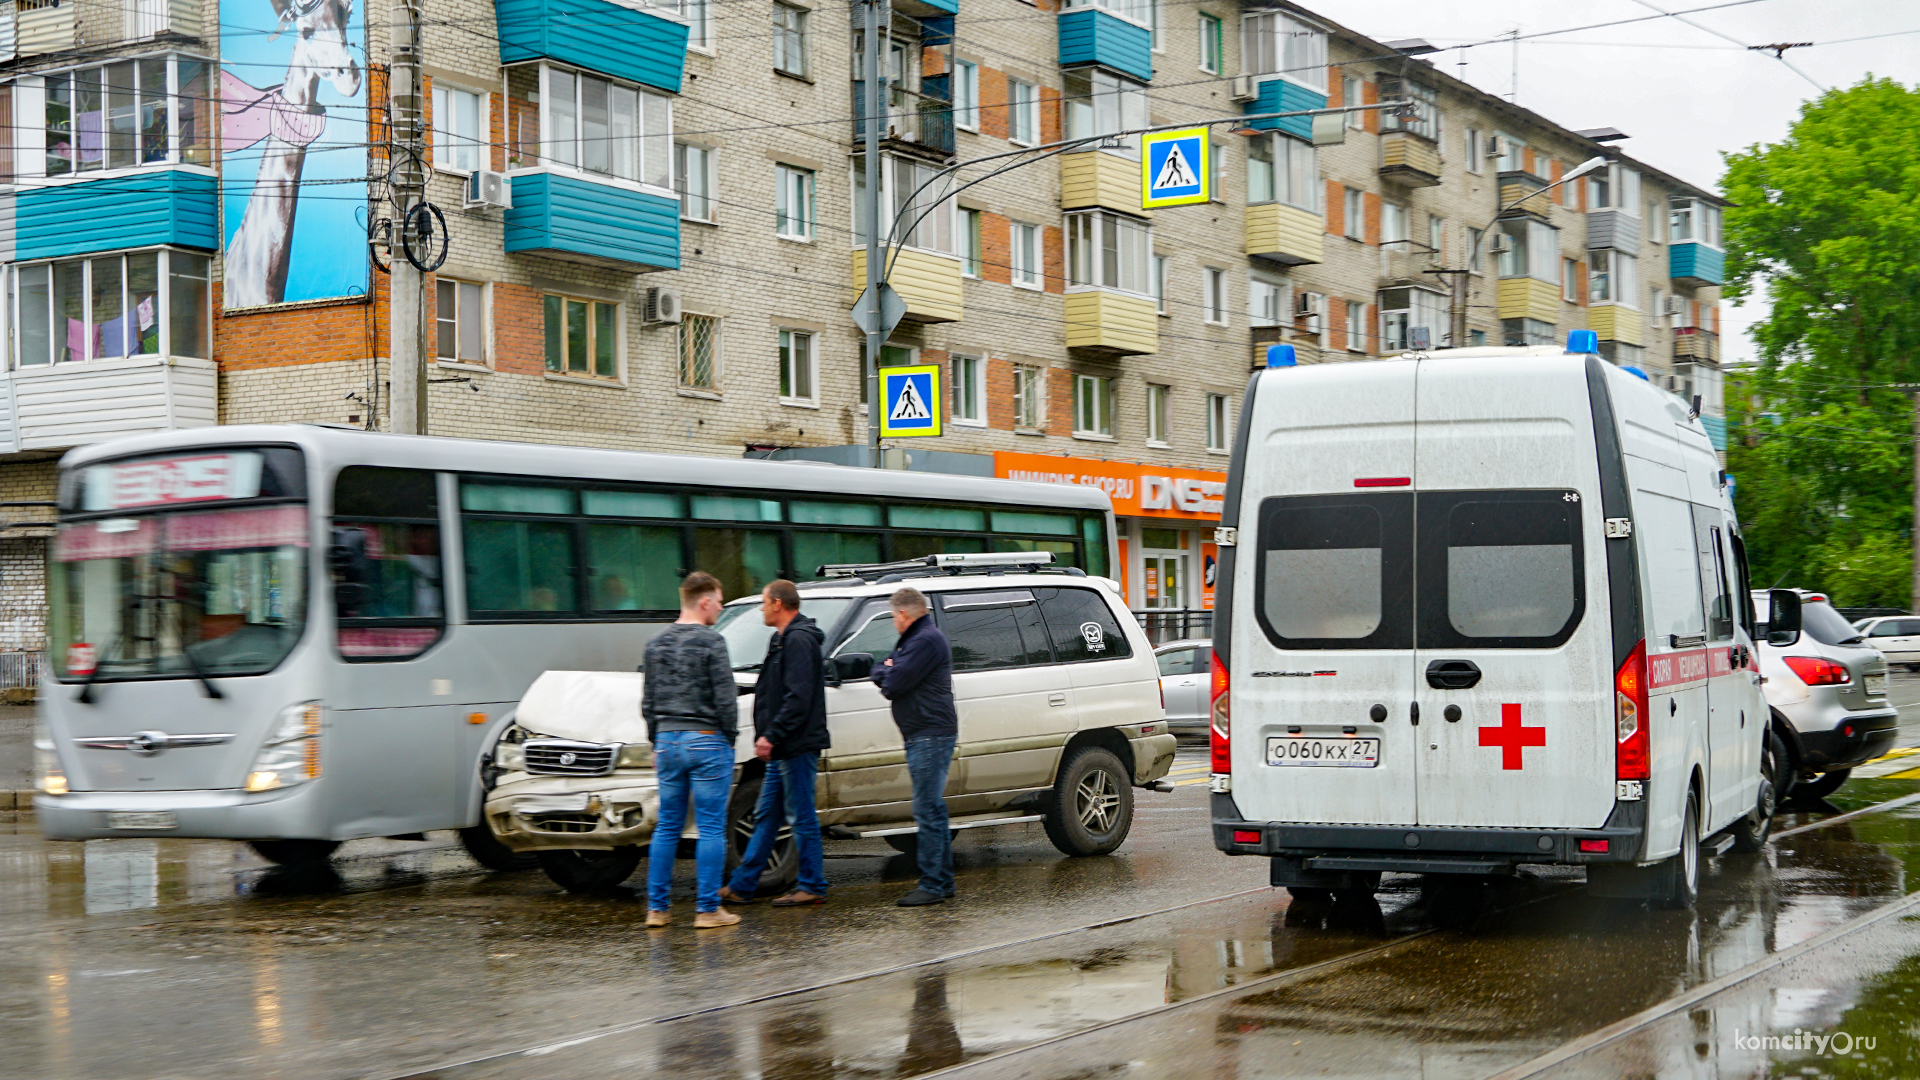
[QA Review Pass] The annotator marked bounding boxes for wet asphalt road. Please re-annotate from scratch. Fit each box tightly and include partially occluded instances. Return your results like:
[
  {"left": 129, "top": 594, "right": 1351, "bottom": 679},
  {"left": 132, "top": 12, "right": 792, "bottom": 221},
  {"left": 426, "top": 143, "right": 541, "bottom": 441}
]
[{"left": 6, "top": 677, "right": 1920, "bottom": 1079}]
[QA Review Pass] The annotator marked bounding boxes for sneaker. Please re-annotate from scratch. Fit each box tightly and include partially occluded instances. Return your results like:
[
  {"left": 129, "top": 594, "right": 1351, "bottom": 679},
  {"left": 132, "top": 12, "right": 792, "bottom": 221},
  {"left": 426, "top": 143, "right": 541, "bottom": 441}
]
[
  {"left": 896, "top": 888, "right": 946, "bottom": 907},
  {"left": 645, "top": 909, "right": 671, "bottom": 928},
  {"left": 694, "top": 907, "right": 741, "bottom": 929}
]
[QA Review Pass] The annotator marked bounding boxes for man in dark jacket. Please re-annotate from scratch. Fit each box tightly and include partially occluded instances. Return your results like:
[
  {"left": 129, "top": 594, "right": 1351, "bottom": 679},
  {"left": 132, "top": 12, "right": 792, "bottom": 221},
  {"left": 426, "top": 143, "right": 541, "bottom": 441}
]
[
  {"left": 871, "top": 586, "right": 960, "bottom": 906},
  {"left": 721, "top": 579, "right": 830, "bottom": 907}
]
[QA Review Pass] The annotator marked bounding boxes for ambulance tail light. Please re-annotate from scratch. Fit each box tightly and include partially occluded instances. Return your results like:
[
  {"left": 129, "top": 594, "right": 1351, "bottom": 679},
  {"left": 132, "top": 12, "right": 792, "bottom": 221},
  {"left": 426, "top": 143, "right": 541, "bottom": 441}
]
[
  {"left": 1782, "top": 655, "right": 1850, "bottom": 686},
  {"left": 1616, "top": 640, "right": 1650, "bottom": 781},
  {"left": 1209, "top": 653, "right": 1231, "bottom": 774}
]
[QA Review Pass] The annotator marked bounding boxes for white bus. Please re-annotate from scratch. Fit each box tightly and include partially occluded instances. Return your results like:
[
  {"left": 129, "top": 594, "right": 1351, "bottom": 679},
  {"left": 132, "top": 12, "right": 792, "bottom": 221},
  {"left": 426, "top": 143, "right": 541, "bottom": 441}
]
[{"left": 34, "top": 425, "right": 1115, "bottom": 866}]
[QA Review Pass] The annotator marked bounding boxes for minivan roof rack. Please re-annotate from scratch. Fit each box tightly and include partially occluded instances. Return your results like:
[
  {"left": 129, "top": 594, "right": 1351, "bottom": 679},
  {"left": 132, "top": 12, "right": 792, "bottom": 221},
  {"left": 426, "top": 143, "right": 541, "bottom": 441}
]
[{"left": 808, "top": 551, "right": 1084, "bottom": 586}]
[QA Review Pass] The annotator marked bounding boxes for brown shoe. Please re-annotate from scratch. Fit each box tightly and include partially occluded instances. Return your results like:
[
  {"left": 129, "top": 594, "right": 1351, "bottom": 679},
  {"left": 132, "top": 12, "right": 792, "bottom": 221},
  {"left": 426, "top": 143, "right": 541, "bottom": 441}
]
[
  {"left": 718, "top": 887, "right": 759, "bottom": 905},
  {"left": 694, "top": 907, "right": 741, "bottom": 929},
  {"left": 645, "top": 909, "right": 671, "bottom": 928},
  {"left": 770, "top": 890, "right": 827, "bottom": 907}
]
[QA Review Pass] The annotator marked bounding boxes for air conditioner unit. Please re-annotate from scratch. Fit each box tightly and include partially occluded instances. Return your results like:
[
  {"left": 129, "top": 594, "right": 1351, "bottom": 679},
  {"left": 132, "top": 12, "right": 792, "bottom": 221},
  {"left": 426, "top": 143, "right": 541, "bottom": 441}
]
[
  {"left": 645, "top": 286, "right": 683, "bottom": 324},
  {"left": 1664, "top": 295, "right": 1687, "bottom": 316},
  {"left": 464, "top": 170, "right": 512, "bottom": 210},
  {"left": 1294, "top": 291, "right": 1322, "bottom": 317},
  {"left": 1488, "top": 233, "right": 1511, "bottom": 254},
  {"left": 1485, "top": 136, "right": 1505, "bottom": 159},
  {"left": 1228, "top": 74, "right": 1257, "bottom": 102}
]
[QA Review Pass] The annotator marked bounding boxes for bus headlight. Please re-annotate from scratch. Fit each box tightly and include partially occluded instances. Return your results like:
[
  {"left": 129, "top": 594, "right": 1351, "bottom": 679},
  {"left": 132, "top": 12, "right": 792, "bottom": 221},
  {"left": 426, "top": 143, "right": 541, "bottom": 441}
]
[
  {"left": 247, "top": 701, "right": 322, "bottom": 792},
  {"left": 34, "top": 718, "right": 66, "bottom": 796}
]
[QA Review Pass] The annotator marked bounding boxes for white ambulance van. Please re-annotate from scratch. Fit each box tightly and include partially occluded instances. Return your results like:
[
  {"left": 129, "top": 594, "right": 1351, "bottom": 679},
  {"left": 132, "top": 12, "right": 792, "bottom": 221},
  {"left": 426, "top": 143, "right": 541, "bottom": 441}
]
[{"left": 1209, "top": 336, "right": 1779, "bottom": 909}]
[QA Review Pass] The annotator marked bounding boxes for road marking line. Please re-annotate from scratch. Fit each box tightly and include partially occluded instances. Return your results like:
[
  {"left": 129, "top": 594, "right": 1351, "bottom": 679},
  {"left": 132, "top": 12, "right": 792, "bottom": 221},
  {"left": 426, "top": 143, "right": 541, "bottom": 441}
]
[
  {"left": 1173, "top": 777, "right": 1212, "bottom": 786},
  {"left": 1884, "top": 766, "right": 1920, "bottom": 780},
  {"left": 1771, "top": 791, "right": 1920, "bottom": 840}
]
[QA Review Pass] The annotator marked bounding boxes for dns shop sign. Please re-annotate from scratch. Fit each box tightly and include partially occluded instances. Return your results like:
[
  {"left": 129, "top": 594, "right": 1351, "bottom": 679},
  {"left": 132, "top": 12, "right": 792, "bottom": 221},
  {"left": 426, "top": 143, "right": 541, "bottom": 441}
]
[{"left": 994, "top": 453, "right": 1226, "bottom": 520}]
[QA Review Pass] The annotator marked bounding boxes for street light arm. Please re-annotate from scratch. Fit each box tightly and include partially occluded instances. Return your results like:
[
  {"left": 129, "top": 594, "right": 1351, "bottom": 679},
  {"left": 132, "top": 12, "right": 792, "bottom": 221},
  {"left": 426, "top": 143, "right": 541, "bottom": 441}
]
[{"left": 1465, "top": 155, "right": 1611, "bottom": 277}]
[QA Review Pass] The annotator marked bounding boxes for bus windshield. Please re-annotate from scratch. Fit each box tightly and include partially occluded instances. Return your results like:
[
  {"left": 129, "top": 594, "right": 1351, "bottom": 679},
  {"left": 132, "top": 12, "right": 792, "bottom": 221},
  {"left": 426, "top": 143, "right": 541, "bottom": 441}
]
[
  {"left": 714, "top": 597, "right": 854, "bottom": 672},
  {"left": 49, "top": 504, "right": 309, "bottom": 680}
]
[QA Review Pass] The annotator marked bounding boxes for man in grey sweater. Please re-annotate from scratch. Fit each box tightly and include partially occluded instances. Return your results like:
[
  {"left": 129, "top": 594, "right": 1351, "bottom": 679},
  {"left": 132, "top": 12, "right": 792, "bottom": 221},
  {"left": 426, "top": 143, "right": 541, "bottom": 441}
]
[{"left": 642, "top": 571, "right": 741, "bottom": 928}]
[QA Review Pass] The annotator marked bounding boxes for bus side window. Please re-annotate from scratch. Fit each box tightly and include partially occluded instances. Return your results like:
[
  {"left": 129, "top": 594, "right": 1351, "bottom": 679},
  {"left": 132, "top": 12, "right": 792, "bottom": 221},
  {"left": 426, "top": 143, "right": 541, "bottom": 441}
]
[{"left": 333, "top": 466, "right": 445, "bottom": 661}]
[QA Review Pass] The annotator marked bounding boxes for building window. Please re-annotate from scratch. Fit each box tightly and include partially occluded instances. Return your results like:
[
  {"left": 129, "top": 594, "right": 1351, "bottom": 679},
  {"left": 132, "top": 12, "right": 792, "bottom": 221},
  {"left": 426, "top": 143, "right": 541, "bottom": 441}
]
[
  {"left": 1343, "top": 74, "right": 1362, "bottom": 128},
  {"left": 1061, "top": 0, "right": 1150, "bottom": 29},
  {"left": 44, "top": 56, "right": 213, "bottom": 175},
  {"left": 952, "top": 354, "right": 983, "bottom": 424},
  {"left": 775, "top": 163, "right": 815, "bottom": 240},
  {"left": 1345, "top": 299, "right": 1367, "bottom": 352},
  {"left": 544, "top": 66, "right": 671, "bottom": 188},
  {"left": 679, "top": 313, "right": 719, "bottom": 389},
  {"left": 676, "top": 143, "right": 713, "bottom": 221},
  {"left": 684, "top": 0, "right": 710, "bottom": 48},
  {"left": 1148, "top": 0, "right": 1159, "bottom": 49},
  {"left": 1469, "top": 329, "right": 1486, "bottom": 346},
  {"left": 778, "top": 329, "right": 816, "bottom": 404},
  {"left": 1381, "top": 202, "right": 1408, "bottom": 245},
  {"left": 854, "top": 155, "right": 956, "bottom": 253},
  {"left": 1295, "top": 291, "right": 1323, "bottom": 336},
  {"left": 432, "top": 84, "right": 486, "bottom": 172},
  {"left": 543, "top": 294, "right": 618, "bottom": 378},
  {"left": 1249, "top": 277, "right": 1283, "bottom": 327},
  {"left": 953, "top": 60, "right": 979, "bottom": 130},
  {"left": 1495, "top": 131, "right": 1525, "bottom": 174},
  {"left": 1010, "top": 222, "right": 1041, "bottom": 287},
  {"left": 14, "top": 248, "right": 209, "bottom": 364},
  {"left": 1211, "top": 138, "right": 1226, "bottom": 203},
  {"left": 1502, "top": 318, "right": 1556, "bottom": 347},
  {"left": 1670, "top": 198, "right": 1722, "bottom": 246},
  {"left": 1205, "top": 394, "right": 1230, "bottom": 452},
  {"left": 1063, "top": 68, "right": 1148, "bottom": 157},
  {"left": 1379, "top": 287, "right": 1446, "bottom": 352},
  {"left": 1007, "top": 79, "right": 1038, "bottom": 145},
  {"left": 1198, "top": 14, "right": 1222, "bottom": 74},
  {"left": 1498, "top": 218, "right": 1560, "bottom": 282},
  {"left": 1073, "top": 373, "right": 1113, "bottom": 437},
  {"left": 1378, "top": 78, "right": 1438, "bottom": 141},
  {"left": 1203, "top": 268, "right": 1227, "bottom": 325},
  {"left": 1468, "top": 227, "right": 1485, "bottom": 273},
  {"left": 1589, "top": 250, "right": 1637, "bottom": 306},
  {"left": 1343, "top": 188, "right": 1363, "bottom": 240},
  {"left": 1012, "top": 365, "right": 1044, "bottom": 430},
  {"left": 1146, "top": 383, "right": 1169, "bottom": 444},
  {"left": 957, "top": 209, "right": 983, "bottom": 277},
  {"left": 435, "top": 278, "right": 486, "bottom": 364},
  {"left": 772, "top": 3, "right": 808, "bottom": 77},
  {"left": 1152, "top": 254, "right": 1169, "bottom": 314},
  {"left": 1650, "top": 287, "right": 1667, "bottom": 328},
  {"left": 1067, "top": 211, "right": 1152, "bottom": 295},
  {"left": 1247, "top": 133, "right": 1318, "bottom": 211},
  {"left": 1464, "top": 127, "right": 1481, "bottom": 173},
  {"left": 1427, "top": 214, "right": 1444, "bottom": 257},
  {"left": 1589, "top": 164, "right": 1641, "bottom": 213},
  {"left": 1241, "top": 11, "right": 1326, "bottom": 89}
]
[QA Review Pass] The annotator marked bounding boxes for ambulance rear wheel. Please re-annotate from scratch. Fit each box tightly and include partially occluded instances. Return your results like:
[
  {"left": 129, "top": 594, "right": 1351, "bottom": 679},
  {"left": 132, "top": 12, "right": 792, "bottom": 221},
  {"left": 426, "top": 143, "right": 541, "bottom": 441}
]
[
  {"left": 1651, "top": 792, "right": 1701, "bottom": 910},
  {"left": 1730, "top": 731, "right": 1783, "bottom": 854}
]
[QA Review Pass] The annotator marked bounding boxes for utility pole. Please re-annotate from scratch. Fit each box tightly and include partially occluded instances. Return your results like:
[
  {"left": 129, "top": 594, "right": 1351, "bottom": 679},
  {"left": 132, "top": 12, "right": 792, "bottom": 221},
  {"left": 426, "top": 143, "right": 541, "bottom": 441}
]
[
  {"left": 859, "top": 0, "right": 887, "bottom": 465},
  {"left": 388, "top": 0, "right": 428, "bottom": 434}
]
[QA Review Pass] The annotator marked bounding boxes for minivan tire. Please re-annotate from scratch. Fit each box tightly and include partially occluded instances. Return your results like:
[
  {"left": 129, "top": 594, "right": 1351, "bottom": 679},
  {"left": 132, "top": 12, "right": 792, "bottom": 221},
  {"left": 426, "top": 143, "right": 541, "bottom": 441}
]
[
  {"left": 1651, "top": 793, "right": 1701, "bottom": 910},
  {"left": 727, "top": 774, "right": 798, "bottom": 895},
  {"left": 458, "top": 824, "right": 539, "bottom": 872},
  {"left": 1730, "top": 731, "right": 1784, "bottom": 854},
  {"left": 248, "top": 839, "right": 342, "bottom": 865},
  {"left": 535, "top": 846, "right": 643, "bottom": 893},
  {"left": 1043, "top": 746, "right": 1134, "bottom": 857}
]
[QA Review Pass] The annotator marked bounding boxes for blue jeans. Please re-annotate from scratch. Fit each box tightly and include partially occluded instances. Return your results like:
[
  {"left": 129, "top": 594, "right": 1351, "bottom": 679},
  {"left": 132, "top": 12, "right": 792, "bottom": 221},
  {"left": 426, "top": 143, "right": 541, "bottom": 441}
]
[
  {"left": 647, "top": 730, "right": 734, "bottom": 912},
  {"left": 726, "top": 751, "right": 827, "bottom": 897},
  {"left": 906, "top": 734, "right": 957, "bottom": 896}
]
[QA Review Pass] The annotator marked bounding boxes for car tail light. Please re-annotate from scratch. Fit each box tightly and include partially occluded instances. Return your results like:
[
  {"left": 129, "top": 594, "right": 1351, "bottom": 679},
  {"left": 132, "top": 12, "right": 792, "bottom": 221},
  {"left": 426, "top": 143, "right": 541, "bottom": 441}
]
[
  {"left": 1158, "top": 676, "right": 1165, "bottom": 713},
  {"left": 1616, "top": 640, "right": 1649, "bottom": 781},
  {"left": 1783, "top": 655, "right": 1851, "bottom": 686},
  {"left": 1209, "top": 653, "right": 1231, "bottom": 774},
  {"left": 1232, "top": 830, "right": 1261, "bottom": 844},
  {"left": 1578, "top": 839, "right": 1609, "bottom": 854}
]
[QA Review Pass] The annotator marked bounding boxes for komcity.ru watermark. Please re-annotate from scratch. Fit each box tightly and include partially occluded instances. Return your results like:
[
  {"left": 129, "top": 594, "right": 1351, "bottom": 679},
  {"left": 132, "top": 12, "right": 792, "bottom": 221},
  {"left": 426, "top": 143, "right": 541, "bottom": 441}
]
[{"left": 1734, "top": 1028, "right": 1876, "bottom": 1055}]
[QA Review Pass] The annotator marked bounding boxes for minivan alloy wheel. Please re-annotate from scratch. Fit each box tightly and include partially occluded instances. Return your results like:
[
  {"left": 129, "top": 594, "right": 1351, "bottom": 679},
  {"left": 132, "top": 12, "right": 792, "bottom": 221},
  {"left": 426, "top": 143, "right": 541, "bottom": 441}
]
[
  {"left": 1042, "top": 746, "right": 1135, "bottom": 857},
  {"left": 1076, "top": 768, "right": 1122, "bottom": 833}
]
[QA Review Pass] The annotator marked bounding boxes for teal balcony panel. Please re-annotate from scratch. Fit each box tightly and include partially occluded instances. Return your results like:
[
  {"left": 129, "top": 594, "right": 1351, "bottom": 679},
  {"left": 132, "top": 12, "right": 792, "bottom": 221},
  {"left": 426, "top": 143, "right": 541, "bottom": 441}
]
[
  {"left": 1245, "top": 78, "right": 1327, "bottom": 141},
  {"left": 16, "top": 171, "right": 217, "bottom": 261},
  {"left": 1670, "top": 242, "right": 1725, "bottom": 287},
  {"left": 898, "top": 0, "right": 956, "bottom": 17},
  {"left": 505, "top": 171, "right": 679, "bottom": 271},
  {"left": 1058, "top": 9, "right": 1152, "bottom": 83},
  {"left": 496, "top": 0, "right": 688, "bottom": 94}
]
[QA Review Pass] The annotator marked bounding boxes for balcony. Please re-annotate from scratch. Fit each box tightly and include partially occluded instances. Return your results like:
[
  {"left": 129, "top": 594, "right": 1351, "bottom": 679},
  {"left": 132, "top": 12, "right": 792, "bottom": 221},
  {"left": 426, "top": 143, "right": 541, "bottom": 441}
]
[
  {"left": 127, "top": 0, "right": 202, "bottom": 38},
  {"left": 16, "top": 170, "right": 218, "bottom": 261},
  {"left": 1378, "top": 131, "right": 1441, "bottom": 188},
  {"left": 1588, "top": 304, "right": 1643, "bottom": 346},
  {"left": 852, "top": 248, "right": 963, "bottom": 324},
  {"left": 0, "top": 356, "right": 216, "bottom": 454},
  {"left": 1670, "top": 243, "right": 1725, "bottom": 288},
  {"left": 1245, "top": 203, "right": 1322, "bottom": 265},
  {"left": 1497, "top": 277, "right": 1560, "bottom": 324},
  {"left": 1058, "top": 8, "right": 1152, "bottom": 83},
  {"left": 15, "top": 0, "right": 73, "bottom": 58},
  {"left": 1587, "top": 209, "right": 1642, "bottom": 252},
  {"left": 1675, "top": 327, "right": 1719, "bottom": 362},
  {"left": 1060, "top": 151, "right": 1148, "bottom": 218},
  {"left": 496, "top": 0, "right": 688, "bottom": 94},
  {"left": 1496, "top": 171, "right": 1552, "bottom": 218},
  {"left": 852, "top": 84, "right": 954, "bottom": 160},
  {"left": 505, "top": 169, "right": 679, "bottom": 271},
  {"left": 1064, "top": 290, "right": 1155, "bottom": 356},
  {"left": 1243, "top": 78, "right": 1326, "bottom": 140}
]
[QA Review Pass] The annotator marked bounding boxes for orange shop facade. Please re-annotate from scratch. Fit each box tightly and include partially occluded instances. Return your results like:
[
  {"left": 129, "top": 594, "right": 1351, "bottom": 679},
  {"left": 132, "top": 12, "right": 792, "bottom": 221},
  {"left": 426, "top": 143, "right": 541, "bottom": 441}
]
[{"left": 994, "top": 452, "right": 1225, "bottom": 615}]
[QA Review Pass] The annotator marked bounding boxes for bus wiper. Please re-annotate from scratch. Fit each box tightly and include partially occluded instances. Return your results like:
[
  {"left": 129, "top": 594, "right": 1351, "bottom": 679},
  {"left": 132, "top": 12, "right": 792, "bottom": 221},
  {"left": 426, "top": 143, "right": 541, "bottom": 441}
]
[
  {"left": 74, "top": 636, "right": 120, "bottom": 706},
  {"left": 177, "top": 640, "right": 226, "bottom": 700}
]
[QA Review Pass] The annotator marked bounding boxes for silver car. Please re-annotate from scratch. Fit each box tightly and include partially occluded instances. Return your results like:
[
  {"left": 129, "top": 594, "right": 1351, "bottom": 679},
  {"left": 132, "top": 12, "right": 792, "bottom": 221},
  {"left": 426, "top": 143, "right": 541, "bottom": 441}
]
[
  {"left": 1754, "top": 590, "right": 1899, "bottom": 802},
  {"left": 1153, "top": 639, "right": 1211, "bottom": 740}
]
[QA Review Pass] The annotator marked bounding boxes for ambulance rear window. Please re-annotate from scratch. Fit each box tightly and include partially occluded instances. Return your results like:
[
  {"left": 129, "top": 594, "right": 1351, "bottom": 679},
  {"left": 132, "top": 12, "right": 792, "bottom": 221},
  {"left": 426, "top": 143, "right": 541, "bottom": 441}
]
[
  {"left": 1253, "top": 494, "right": 1413, "bottom": 650},
  {"left": 1417, "top": 491, "right": 1584, "bottom": 649}
]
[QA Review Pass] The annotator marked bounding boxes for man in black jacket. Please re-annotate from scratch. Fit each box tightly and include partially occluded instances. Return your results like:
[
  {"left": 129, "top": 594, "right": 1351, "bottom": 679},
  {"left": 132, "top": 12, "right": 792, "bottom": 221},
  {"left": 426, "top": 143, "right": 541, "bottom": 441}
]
[
  {"left": 871, "top": 586, "right": 960, "bottom": 906},
  {"left": 721, "top": 579, "right": 830, "bottom": 907}
]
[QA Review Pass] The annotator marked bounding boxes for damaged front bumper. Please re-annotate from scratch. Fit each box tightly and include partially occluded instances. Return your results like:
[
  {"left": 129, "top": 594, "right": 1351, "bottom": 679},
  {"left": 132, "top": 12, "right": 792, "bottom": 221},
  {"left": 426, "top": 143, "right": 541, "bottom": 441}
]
[{"left": 484, "top": 772, "right": 662, "bottom": 853}]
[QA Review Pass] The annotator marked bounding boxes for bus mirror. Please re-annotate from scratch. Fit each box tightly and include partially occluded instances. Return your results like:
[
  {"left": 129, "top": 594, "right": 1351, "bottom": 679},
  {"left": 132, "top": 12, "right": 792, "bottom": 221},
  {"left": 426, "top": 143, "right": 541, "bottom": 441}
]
[
  {"left": 1768, "top": 590, "right": 1801, "bottom": 647},
  {"left": 831, "top": 652, "right": 874, "bottom": 685},
  {"left": 329, "top": 527, "right": 371, "bottom": 613}
]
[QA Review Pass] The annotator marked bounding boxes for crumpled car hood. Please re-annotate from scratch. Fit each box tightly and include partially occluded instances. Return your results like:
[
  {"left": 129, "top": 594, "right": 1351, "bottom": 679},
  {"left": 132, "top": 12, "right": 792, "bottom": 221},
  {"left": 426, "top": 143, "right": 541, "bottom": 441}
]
[{"left": 515, "top": 670, "right": 756, "bottom": 746}]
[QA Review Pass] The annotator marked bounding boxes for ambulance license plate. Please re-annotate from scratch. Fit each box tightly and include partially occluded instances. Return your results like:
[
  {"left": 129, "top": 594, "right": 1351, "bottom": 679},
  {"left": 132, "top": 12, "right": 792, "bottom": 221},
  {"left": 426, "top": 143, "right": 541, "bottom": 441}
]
[
  {"left": 105, "top": 811, "right": 177, "bottom": 830},
  {"left": 1867, "top": 673, "right": 1888, "bottom": 697},
  {"left": 1266, "top": 737, "right": 1379, "bottom": 768}
]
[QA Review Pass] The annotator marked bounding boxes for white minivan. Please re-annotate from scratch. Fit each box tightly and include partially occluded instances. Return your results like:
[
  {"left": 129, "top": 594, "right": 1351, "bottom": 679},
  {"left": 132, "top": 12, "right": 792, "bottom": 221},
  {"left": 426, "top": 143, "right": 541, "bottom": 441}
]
[{"left": 1209, "top": 341, "right": 1776, "bottom": 908}]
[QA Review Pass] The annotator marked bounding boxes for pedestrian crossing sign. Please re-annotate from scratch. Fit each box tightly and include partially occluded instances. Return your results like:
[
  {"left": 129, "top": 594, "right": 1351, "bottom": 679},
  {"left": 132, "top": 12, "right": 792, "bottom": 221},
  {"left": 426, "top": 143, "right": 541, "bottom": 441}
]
[
  {"left": 879, "top": 364, "right": 942, "bottom": 438},
  {"left": 1142, "top": 128, "right": 1210, "bottom": 208}
]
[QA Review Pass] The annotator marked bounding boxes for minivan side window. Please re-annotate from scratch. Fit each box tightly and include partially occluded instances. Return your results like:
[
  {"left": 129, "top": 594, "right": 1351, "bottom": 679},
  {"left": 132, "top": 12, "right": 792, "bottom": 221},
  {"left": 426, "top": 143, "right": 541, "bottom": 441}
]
[
  {"left": 1255, "top": 493, "right": 1414, "bottom": 650},
  {"left": 836, "top": 600, "right": 902, "bottom": 657},
  {"left": 1035, "top": 586, "right": 1133, "bottom": 662},
  {"left": 1417, "top": 491, "right": 1584, "bottom": 649},
  {"left": 940, "top": 590, "right": 1053, "bottom": 670}
]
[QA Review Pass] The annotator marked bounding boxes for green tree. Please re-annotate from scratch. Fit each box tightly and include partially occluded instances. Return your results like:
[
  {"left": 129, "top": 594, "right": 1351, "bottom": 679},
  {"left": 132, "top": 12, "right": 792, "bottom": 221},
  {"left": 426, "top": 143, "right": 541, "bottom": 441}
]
[{"left": 1722, "top": 78, "right": 1920, "bottom": 607}]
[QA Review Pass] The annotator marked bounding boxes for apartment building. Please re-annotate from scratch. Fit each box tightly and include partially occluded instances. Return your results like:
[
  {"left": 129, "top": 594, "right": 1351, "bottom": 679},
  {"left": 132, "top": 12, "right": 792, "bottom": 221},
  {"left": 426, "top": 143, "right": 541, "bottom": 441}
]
[{"left": 0, "top": 0, "right": 1727, "bottom": 657}]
